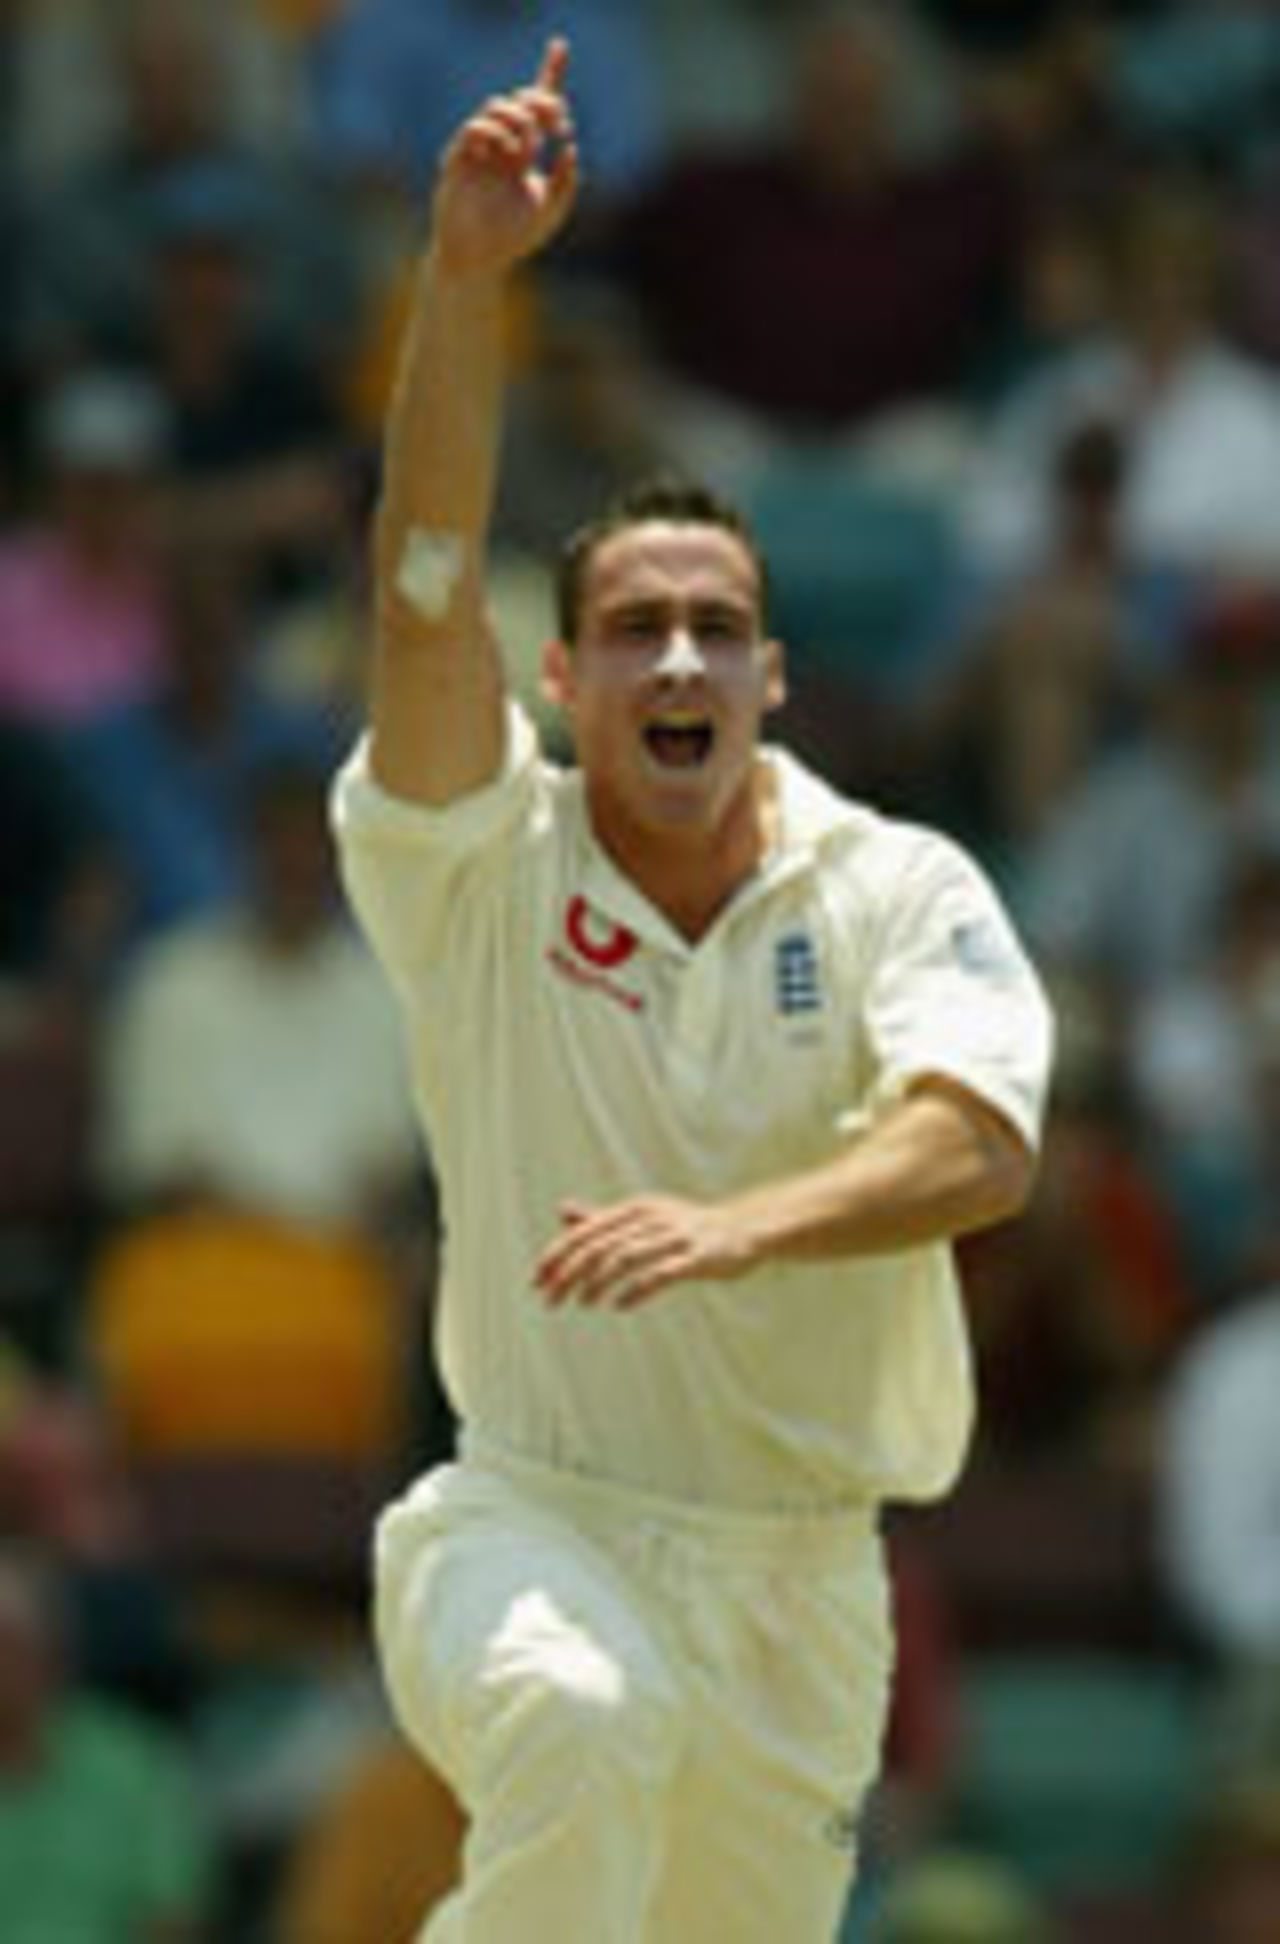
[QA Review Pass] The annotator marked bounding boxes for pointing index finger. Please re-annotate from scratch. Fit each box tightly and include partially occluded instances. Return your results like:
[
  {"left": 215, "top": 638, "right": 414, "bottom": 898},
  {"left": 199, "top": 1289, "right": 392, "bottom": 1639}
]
[{"left": 537, "top": 35, "right": 570, "bottom": 96}]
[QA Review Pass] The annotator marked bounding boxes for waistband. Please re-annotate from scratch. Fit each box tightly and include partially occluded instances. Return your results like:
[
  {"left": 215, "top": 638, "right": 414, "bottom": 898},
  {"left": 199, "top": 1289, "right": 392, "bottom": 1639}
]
[{"left": 458, "top": 1427, "right": 879, "bottom": 1569}]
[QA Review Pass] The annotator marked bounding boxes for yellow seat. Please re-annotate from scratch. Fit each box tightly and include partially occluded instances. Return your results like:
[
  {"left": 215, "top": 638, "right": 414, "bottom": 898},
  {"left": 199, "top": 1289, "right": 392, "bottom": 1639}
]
[{"left": 89, "top": 1211, "right": 404, "bottom": 1463}]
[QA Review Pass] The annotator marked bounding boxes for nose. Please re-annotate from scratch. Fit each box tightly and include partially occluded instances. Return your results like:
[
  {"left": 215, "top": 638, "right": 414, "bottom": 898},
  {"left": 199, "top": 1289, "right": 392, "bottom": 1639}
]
[{"left": 653, "top": 628, "right": 707, "bottom": 684}]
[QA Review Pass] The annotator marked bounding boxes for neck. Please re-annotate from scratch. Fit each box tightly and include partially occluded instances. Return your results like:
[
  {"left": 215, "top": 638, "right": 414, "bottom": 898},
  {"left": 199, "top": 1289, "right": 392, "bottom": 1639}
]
[
  {"left": 590, "top": 761, "right": 779, "bottom": 945},
  {"left": 624, "top": 848, "right": 748, "bottom": 944}
]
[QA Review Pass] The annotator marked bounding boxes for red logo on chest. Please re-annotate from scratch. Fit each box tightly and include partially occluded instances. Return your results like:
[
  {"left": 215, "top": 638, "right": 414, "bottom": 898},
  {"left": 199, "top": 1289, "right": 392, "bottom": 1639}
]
[
  {"left": 564, "top": 895, "right": 639, "bottom": 969},
  {"left": 546, "top": 897, "right": 644, "bottom": 1012}
]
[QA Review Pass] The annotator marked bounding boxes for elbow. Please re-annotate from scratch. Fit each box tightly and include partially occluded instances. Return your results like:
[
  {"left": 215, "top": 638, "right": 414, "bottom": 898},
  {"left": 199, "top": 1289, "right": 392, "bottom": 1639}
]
[
  {"left": 910, "top": 1077, "right": 1038, "bottom": 1235},
  {"left": 977, "top": 1129, "right": 1038, "bottom": 1231}
]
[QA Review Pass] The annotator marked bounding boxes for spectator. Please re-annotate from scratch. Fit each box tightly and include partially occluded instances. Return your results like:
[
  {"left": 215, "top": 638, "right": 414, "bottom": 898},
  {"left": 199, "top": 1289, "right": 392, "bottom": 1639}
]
[
  {"left": 959, "top": 968, "right": 1191, "bottom": 1464},
  {"left": 916, "top": 416, "right": 1195, "bottom": 703},
  {"left": 1159, "top": 1284, "right": 1280, "bottom": 1666},
  {"left": 138, "top": 165, "right": 343, "bottom": 468},
  {"left": 1018, "top": 589, "right": 1280, "bottom": 992},
  {"left": 8, "top": 0, "right": 305, "bottom": 186},
  {"left": 65, "top": 541, "right": 341, "bottom": 939},
  {"left": 495, "top": 278, "right": 679, "bottom": 558},
  {"left": 901, "top": 420, "right": 1192, "bottom": 886},
  {"left": 0, "top": 715, "right": 113, "bottom": 981},
  {"left": 129, "top": 167, "right": 351, "bottom": 596},
  {"left": 309, "top": 0, "right": 665, "bottom": 210},
  {"left": 16, "top": 0, "right": 337, "bottom": 371},
  {"left": 611, "top": 2, "right": 1021, "bottom": 446},
  {"left": 0, "top": 1543, "right": 216, "bottom": 1943},
  {"left": 961, "top": 170, "right": 1280, "bottom": 579},
  {"left": 928, "top": 0, "right": 1143, "bottom": 287},
  {"left": 252, "top": 454, "right": 378, "bottom": 724},
  {"left": 904, "top": 576, "right": 1140, "bottom": 895},
  {"left": 645, "top": 0, "right": 817, "bottom": 154},
  {"left": 1132, "top": 848, "right": 1280, "bottom": 1296},
  {"left": 95, "top": 756, "right": 419, "bottom": 1234},
  {"left": 0, "top": 1361, "right": 138, "bottom": 1566},
  {"left": 82, "top": 759, "right": 424, "bottom": 1563},
  {"left": 0, "top": 369, "right": 169, "bottom": 728},
  {"left": 307, "top": 0, "right": 657, "bottom": 199},
  {"left": 1107, "top": 4, "right": 1280, "bottom": 176},
  {"left": 0, "top": 714, "right": 128, "bottom": 1348}
]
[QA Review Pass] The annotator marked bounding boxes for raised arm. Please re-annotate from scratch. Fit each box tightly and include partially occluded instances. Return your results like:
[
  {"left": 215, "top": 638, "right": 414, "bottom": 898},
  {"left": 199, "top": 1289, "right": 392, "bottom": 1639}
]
[{"left": 368, "top": 39, "right": 578, "bottom": 805}]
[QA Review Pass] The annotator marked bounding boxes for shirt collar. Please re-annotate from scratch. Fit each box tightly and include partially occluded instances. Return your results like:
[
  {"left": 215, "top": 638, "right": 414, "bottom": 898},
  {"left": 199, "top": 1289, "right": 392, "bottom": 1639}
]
[{"left": 563, "top": 745, "right": 869, "bottom": 955}]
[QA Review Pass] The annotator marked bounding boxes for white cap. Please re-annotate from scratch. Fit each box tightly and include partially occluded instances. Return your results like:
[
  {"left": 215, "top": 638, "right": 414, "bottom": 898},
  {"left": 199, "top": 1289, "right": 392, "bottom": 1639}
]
[{"left": 36, "top": 371, "right": 171, "bottom": 473}]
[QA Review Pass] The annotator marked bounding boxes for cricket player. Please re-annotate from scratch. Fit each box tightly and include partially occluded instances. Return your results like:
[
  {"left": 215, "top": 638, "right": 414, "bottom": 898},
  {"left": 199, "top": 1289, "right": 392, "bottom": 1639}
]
[{"left": 331, "top": 37, "right": 1053, "bottom": 1943}]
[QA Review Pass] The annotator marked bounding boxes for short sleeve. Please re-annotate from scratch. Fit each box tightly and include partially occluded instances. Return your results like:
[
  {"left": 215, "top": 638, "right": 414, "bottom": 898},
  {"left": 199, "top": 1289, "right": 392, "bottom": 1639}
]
[
  {"left": 329, "top": 699, "right": 541, "bottom": 1004},
  {"left": 861, "top": 830, "right": 1054, "bottom": 1150}
]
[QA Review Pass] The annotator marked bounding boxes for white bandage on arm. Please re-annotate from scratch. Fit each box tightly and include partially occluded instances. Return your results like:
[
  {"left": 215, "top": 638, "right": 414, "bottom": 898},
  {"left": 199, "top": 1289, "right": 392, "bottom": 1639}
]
[{"left": 394, "top": 526, "right": 467, "bottom": 621}]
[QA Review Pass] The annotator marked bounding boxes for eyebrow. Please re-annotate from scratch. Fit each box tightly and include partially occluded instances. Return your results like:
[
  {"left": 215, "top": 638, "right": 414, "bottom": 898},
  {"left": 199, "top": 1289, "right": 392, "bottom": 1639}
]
[{"left": 599, "top": 594, "right": 757, "bottom": 627}]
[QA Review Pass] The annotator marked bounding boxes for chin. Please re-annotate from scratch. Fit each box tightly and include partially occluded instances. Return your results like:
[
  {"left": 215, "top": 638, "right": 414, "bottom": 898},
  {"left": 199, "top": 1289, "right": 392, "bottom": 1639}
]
[
  {"left": 639, "top": 767, "right": 724, "bottom": 824},
  {"left": 595, "top": 779, "right": 713, "bottom": 848}
]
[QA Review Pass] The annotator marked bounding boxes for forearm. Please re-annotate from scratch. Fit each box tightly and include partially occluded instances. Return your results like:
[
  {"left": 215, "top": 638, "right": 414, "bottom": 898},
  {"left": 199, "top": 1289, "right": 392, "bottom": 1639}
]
[
  {"left": 363, "top": 43, "right": 575, "bottom": 804},
  {"left": 728, "top": 1085, "right": 1033, "bottom": 1267},
  {"left": 366, "top": 253, "right": 508, "bottom": 802},
  {"left": 536, "top": 1082, "right": 1037, "bottom": 1310},
  {"left": 373, "top": 248, "right": 506, "bottom": 623}
]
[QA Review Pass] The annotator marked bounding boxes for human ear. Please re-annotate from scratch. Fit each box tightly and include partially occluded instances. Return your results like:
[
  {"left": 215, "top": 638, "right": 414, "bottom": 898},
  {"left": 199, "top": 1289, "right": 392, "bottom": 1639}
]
[
  {"left": 541, "top": 636, "right": 575, "bottom": 709},
  {"left": 762, "top": 637, "right": 788, "bottom": 714}
]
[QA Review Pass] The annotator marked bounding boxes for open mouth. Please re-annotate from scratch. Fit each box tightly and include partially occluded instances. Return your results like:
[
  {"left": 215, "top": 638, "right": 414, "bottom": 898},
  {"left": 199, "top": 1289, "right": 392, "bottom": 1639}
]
[{"left": 643, "top": 716, "right": 715, "bottom": 769}]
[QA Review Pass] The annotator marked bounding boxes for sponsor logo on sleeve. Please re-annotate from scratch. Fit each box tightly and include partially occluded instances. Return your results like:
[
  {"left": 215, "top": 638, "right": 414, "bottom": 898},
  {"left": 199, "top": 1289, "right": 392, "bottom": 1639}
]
[{"left": 950, "top": 916, "right": 1019, "bottom": 985}]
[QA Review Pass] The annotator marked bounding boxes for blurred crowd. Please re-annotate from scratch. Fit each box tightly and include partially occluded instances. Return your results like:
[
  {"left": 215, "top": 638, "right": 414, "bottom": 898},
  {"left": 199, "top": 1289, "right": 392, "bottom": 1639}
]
[{"left": 3, "top": 2, "right": 1280, "bottom": 1940}]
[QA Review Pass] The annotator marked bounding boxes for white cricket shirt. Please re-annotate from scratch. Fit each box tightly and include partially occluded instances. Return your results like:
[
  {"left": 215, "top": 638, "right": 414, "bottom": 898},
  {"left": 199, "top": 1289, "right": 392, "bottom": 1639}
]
[{"left": 332, "top": 704, "right": 1052, "bottom": 1511}]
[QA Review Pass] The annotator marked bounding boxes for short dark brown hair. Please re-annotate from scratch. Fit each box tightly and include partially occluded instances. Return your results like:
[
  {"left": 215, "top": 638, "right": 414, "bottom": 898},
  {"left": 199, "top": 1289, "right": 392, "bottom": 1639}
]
[{"left": 554, "top": 475, "right": 769, "bottom": 643}]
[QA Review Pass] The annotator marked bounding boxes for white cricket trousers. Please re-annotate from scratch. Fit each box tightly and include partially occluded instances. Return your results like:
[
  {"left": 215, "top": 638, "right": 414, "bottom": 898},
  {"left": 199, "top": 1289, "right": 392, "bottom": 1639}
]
[{"left": 374, "top": 1434, "right": 894, "bottom": 1943}]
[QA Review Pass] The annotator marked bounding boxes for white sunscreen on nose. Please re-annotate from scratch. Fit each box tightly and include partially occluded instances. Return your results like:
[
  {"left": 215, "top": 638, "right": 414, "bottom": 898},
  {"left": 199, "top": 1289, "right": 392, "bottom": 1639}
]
[
  {"left": 653, "top": 630, "right": 706, "bottom": 681},
  {"left": 395, "top": 527, "right": 465, "bottom": 620}
]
